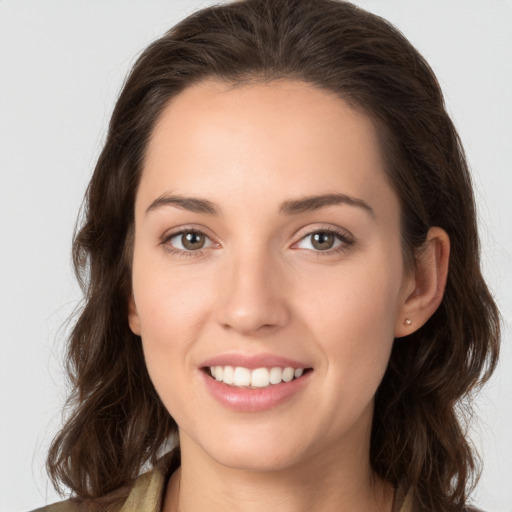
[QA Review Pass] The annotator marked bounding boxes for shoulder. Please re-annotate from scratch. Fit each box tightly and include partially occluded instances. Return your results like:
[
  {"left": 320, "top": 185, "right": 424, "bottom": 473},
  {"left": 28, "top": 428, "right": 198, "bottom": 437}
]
[
  {"left": 29, "top": 501, "right": 83, "bottom": 512},
  {"left": 30, "top": 459, "right": 169, "bottom": 512},
  {"left": 397, "top": 486, "right": 487, "bottom": 512}
]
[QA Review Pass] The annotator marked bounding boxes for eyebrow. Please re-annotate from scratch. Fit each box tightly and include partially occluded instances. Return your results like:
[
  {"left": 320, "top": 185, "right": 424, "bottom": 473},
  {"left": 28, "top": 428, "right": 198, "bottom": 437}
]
[
  {"left": 145, "top": 192, "right": 374, "bottom": 217},
  {"left": 279, "top": 193, "right": 374, "bottom": 216},
  {"left": 146, "top": 194, "right": 220, "bottom": 215}
]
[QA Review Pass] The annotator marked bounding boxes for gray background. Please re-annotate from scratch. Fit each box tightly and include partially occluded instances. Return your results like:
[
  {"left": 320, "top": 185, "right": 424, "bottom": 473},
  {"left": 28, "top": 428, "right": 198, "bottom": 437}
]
[{"left": 0, "top": 1, "right": 511, "bottom": 511}]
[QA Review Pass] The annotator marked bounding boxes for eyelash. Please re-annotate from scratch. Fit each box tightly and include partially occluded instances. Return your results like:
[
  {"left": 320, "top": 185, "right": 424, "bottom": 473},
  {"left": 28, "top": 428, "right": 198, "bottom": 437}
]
[
  {"left": 161, "top": 228, "right": 217, "bottom": 259},
  {"left": 293, "top": 227, "right": 354, "bottom": 256},
  {"left": 161, "top": 227, "right": 354, "bottom": 258}
]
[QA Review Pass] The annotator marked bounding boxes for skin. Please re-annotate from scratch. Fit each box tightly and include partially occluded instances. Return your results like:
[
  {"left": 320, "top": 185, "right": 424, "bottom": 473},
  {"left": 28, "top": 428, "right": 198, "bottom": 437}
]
[{"left": 128, "top": 79, "right": 449, "bottom": 512}]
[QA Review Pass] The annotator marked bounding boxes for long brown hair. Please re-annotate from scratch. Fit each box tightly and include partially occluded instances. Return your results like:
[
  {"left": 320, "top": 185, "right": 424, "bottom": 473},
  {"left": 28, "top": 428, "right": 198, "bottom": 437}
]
[{"left": 47, "top": 1, "right": 500, "bottom": 510}]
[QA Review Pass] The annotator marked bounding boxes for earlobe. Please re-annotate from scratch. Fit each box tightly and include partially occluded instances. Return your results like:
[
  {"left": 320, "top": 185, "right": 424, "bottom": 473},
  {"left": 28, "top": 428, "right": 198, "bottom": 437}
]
[
  {"left": 128, "top": 293, "right": 142, "bottom": 336},
  {"left": 395, "top": 227, "right": 450, "bottom": 338}
]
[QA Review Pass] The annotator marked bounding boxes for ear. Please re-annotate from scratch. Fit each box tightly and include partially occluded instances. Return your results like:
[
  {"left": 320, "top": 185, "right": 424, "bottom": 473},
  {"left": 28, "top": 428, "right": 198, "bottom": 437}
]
[
  {"left": 128, "top": 292, "right": 142, "bottom": 336},
  {"left": 395, "top": 227, "right": 450, "bottom": 338}
]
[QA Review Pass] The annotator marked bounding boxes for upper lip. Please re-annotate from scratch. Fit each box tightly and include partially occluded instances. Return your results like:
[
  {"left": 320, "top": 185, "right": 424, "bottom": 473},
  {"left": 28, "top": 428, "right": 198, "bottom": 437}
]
[{"left": 200, "top": 353, "right": 312, "bottom": 370}]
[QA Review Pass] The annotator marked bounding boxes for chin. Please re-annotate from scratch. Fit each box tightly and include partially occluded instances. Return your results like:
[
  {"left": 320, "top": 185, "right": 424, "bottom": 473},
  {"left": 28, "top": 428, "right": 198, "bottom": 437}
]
[
  {"left": 210, "top": 444, "right": 306, "bottom": 473},
  {"left": 191, "top": 422, "right": 322, "bottom": 473}
]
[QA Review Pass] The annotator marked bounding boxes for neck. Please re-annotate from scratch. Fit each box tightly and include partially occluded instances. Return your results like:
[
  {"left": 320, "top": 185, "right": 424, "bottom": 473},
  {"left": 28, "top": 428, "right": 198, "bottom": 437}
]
[{"left": 163, "top": 429, "right": 394, "bottom": 512}]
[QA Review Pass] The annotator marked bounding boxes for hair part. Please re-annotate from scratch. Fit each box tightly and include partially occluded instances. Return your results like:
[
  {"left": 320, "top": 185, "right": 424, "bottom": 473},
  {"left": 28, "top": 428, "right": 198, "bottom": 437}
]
[{"left": 47, "top": 1, "right": 500, "bottom": 511}]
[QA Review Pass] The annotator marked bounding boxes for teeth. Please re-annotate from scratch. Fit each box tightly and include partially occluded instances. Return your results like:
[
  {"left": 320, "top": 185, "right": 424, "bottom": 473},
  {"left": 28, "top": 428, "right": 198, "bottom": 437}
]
[
  {"left": 282, "top": 367, "right": 294, "bottom": 382},
  {"left": 251, "top": 368, "right": 269, "bottom": 388},
  {"left": 209, "top": 365, "right": 306, "bottom": 388},
  {"left": 223, "top": 365, "right": 234, "bottom": 384},
  {"left": 269, "top": 367, "right": 282, "bottom": 384},
  {"left": 233, "top": 367, "right": 251, "bottom": 387}
]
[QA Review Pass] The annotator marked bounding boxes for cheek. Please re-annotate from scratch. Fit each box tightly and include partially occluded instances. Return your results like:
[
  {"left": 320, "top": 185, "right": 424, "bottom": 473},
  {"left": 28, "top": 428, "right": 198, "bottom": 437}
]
[
  {"left": 133, "top": 254, "right": 212, "bottom": 339},
  {"left": 131, "top": 256, "right": 214, "bottom": 398},
  {"left": 298, "top": 257, "right": 402, "bottom": 390},
  {"left": 301, "top": 256, "right": 402, "bottom": 330}
]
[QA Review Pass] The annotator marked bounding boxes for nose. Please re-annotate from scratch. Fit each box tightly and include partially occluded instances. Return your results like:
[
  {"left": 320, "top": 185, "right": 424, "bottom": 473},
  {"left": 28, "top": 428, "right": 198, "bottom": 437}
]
[{"left": 216, "top": 248, "right": 290, "bottom": 335}]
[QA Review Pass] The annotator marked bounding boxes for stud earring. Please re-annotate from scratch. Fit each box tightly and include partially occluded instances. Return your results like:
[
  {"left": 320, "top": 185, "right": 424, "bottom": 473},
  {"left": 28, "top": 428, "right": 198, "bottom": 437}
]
[{"left": 403, "top": 318, "right": 412, "bottom": 326}]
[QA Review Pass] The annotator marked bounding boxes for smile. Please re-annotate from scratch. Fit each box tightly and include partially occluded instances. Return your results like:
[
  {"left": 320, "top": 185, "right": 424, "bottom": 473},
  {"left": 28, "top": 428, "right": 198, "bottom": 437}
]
[{"left": 209, "top": 366, "right": 305, "bottom": 388}]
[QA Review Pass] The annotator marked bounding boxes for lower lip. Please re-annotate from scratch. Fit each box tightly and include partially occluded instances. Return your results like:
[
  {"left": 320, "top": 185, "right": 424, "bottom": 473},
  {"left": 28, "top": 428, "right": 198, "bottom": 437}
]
[{"left": 202, "top": 371, "right": 311, "bottom": 412}]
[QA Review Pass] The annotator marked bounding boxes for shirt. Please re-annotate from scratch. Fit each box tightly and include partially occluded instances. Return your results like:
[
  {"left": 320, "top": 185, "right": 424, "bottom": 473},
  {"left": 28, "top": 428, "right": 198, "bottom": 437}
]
[{"left": 32, "top": 464, "right": 414, "bottom": 512}]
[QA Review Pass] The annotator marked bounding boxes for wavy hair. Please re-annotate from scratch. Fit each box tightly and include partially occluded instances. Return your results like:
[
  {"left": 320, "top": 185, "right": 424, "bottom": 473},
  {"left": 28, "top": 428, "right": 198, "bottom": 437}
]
[{"left": 47, "top": 1, "right": 500, "bottom": 510}]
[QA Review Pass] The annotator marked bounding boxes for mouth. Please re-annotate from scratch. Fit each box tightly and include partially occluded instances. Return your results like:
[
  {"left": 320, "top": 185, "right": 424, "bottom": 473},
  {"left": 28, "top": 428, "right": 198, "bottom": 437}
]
[
  {"left": 200, "top": 354, "right": 313, "bottom": 411},
  {"left": 204, "top": 365, "right": 312, "bottom": 389}
]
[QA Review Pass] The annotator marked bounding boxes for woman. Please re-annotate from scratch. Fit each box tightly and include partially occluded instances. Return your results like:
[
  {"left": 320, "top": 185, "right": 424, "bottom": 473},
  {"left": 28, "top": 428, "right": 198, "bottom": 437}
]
[{"left": 35, "top": 0, "right": 500, "bottom": 511}]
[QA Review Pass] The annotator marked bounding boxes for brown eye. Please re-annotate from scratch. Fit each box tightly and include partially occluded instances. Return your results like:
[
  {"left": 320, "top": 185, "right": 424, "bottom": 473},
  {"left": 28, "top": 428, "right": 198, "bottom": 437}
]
[
  {"left": 294, "top": 228, "right": 352, "bottom": 253},
  {"left": 311, "top": 232, "right": 335, "bottom": 250},
  {"left": 166, "top": 230, "right": 215, "bottom": 253},
  {"left": 181, "top": 231, "right": 205, "bottom": 250}
]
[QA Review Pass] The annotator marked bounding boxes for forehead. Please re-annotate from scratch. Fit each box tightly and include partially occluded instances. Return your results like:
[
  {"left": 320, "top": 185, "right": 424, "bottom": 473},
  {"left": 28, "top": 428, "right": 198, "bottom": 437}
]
[{"left": 138, "top": 79, "right": 398, "bottom": 221}]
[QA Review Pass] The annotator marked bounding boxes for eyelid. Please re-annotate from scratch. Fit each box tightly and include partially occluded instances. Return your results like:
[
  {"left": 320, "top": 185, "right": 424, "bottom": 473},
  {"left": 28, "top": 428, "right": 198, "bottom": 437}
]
[
  {"left": 291, "top": 225, "right": 355, "bottom": 253},
  {"left": 161, "top": 226, "right": 220, "bottom": 256},
  {"left": 160, "top": 224, "right": 354, "bottom": 257}
]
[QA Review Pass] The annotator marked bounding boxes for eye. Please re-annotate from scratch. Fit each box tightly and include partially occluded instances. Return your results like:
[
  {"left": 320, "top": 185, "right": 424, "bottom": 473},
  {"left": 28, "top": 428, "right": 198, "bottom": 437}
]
[
  {"left": 164, "top": 229, "right": 216, "bottom": 252},
  {"left": 294, "top": 228, "right": 353, "bottom": 252}
]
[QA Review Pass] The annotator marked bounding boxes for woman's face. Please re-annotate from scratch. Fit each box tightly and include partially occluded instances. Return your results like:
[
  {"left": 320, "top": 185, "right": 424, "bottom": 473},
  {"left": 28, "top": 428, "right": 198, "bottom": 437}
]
[{"left": 129, "top": 79, "right": 415, "bottom": 472}]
